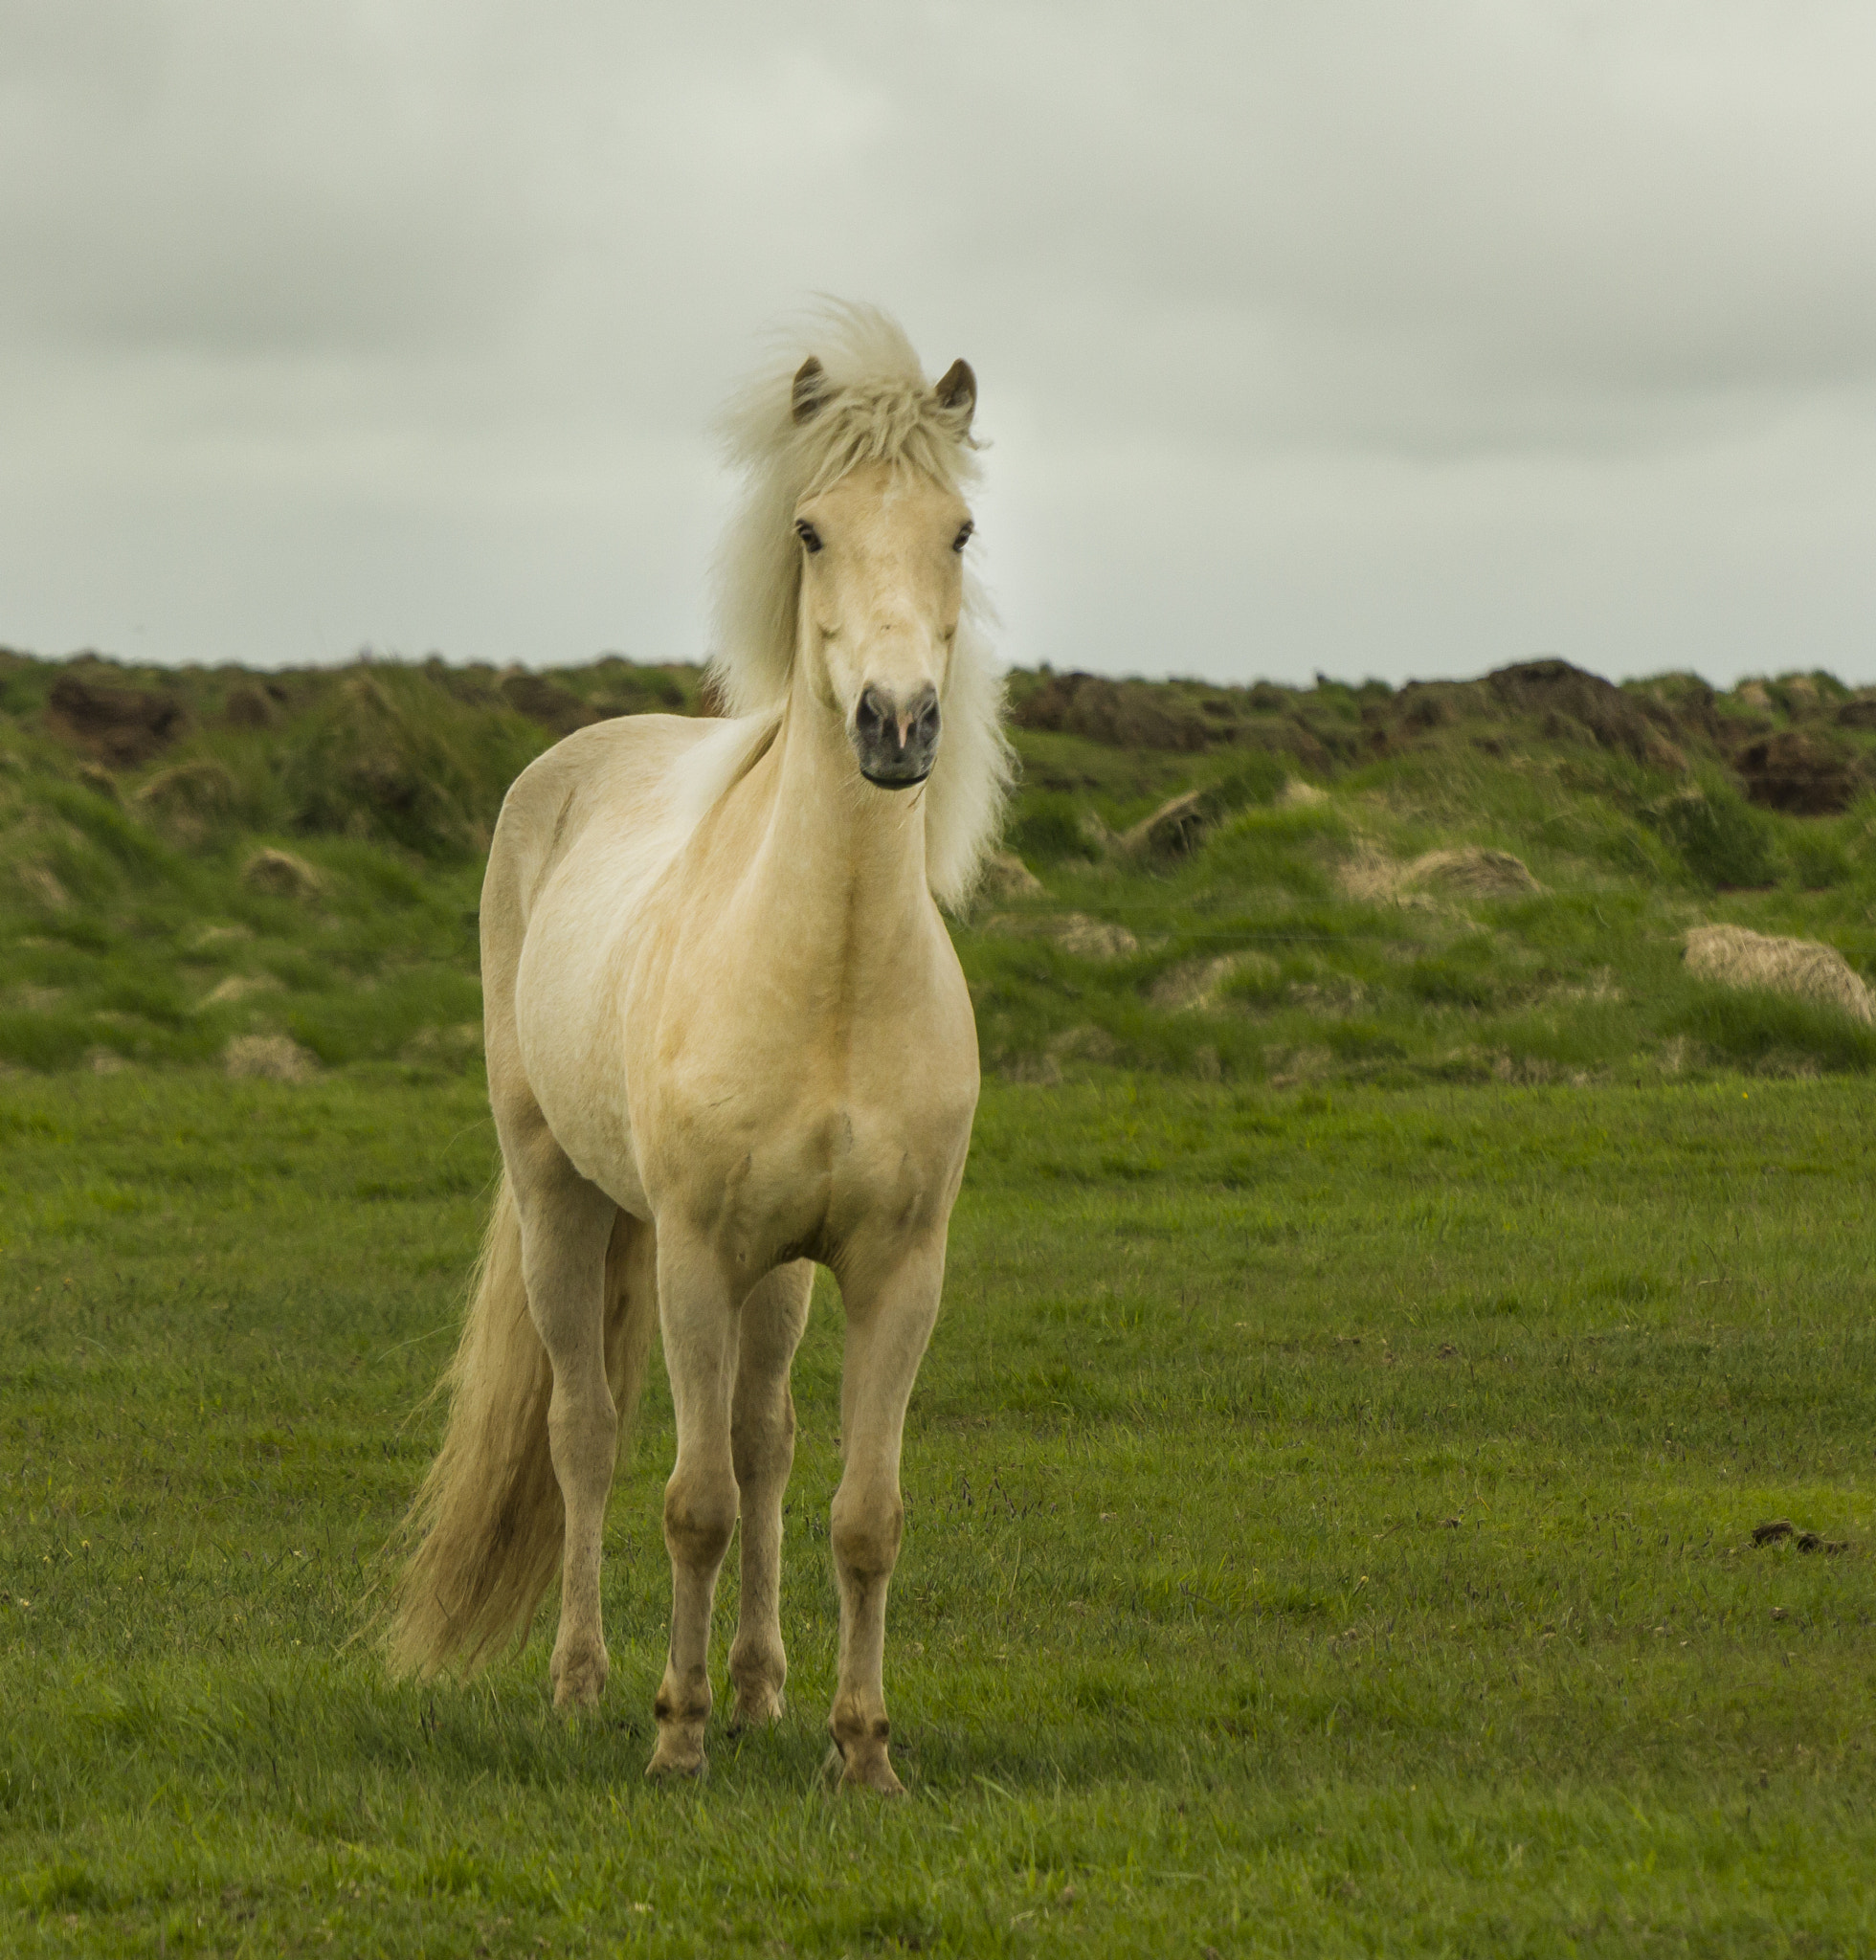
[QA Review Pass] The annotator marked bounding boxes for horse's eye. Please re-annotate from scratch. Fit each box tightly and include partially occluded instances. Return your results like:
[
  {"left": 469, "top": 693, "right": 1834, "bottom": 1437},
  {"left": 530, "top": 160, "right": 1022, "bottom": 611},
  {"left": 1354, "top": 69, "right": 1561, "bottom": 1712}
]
[
  {"left": 952, "top": 523, "right": 973, "bottom": 553},
  {"left": 795, "top": 520, "right": 822, "bottom": 554}
]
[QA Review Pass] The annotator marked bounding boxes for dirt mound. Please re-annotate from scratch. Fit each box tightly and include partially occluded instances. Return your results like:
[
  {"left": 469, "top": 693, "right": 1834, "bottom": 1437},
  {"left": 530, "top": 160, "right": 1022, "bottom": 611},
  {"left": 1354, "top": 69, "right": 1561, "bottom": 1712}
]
[
  {"left": 1337, "top": 847, "right": 1415, "bottom": 903},
  {"left": 134, "top": 760, "right": 236, "bottom": 840},
  {"left": 223, "top": 1034, "right": 321, "bottom": 1082},
  {"left": 279, "top": 672, "right": 527, "bottom": 859},
  {"left": 1731, "top": 730, "right": 1865, "bottom": 815},
  {"left": 1392, "top": 683, "right": 1459, "bottom": 731},
  {"left": 222, "top": 684, "right": 278, "bottom": 729},
  {"left": 46, "top": 675, "right": 187, "bottom": 767},
  {"left": 241, "top": 848, "right": 324, "bottom": 899},
  {"left": 1404, "top": 847, "right": 1540, "bottom": 899},
  {"left": 1485, "top": 659, "right": 1686, "bottom": 773},
  {"left": 1638, "top": 675, "right": 1731, "bottom": 748},
  {"left": 1836, "top": 695, "right": 1876, "bottom": 731},
  {"left": 1116, "top": 768, "right": 1292, "bottom": 864},
  {"left": 1339, "top": 845, "right": 1537, "bottom": 903},
  {"left": 1149, "top": 950, "right": 1279, "bottom": 1012},
  {"left": 500, "top": 673, "right": 602, "bottom": 737},
  {"left": 1684, "top": 924, "right": 1873, "bottom": 1023},
  {"left": 977, "top": 852, "right": 1046, "bottom": 899},
  {"left": 982, "top": 911, "right": 1139, "bottom": 958},
  {"left": 1120, "top": 790, "right": 1210, "bottom": 862},
  {"left": 1013, "top": 673, "right": 1212, "bottom": 751},
  {"left": 205, "top": 973, "right": 284, "bottom": 1006}
]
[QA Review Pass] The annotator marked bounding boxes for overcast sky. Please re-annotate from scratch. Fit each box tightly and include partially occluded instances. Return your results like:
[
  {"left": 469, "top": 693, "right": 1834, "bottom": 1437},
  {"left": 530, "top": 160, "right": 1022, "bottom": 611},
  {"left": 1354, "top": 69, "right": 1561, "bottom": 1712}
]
[{"left": 4, "top": 1, "right": 1873, "bottom": 687}]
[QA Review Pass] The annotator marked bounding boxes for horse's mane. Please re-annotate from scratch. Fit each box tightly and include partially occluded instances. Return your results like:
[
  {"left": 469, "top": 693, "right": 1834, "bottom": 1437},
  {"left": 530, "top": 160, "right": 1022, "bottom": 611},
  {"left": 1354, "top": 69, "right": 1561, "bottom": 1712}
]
[{"left": 707, "top": 302, "right": 1013, "bottom": 910}]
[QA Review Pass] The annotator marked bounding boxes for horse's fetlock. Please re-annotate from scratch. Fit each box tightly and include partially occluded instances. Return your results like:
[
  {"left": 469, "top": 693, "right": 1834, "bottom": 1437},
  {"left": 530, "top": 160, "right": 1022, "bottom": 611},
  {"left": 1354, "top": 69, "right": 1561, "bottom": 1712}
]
[
  {"left": 828, "top": 1689, "right": 886, "bottom": 1748},
  {"left": 729, "top": 1630, "right": 786, "bottom": 1685},
  {"left": 654, "top": 1682, "right": 711, "bottom": 1725}
]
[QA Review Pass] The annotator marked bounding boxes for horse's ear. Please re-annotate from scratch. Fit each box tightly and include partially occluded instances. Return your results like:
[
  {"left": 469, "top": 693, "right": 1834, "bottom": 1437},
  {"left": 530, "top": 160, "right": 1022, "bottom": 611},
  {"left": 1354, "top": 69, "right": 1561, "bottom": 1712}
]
[
  {"left": 792, "top": 356, "right": 827, "bottom": 426},
  {"left": 933, "top": 358, "right": 976, "bottom": 435}
]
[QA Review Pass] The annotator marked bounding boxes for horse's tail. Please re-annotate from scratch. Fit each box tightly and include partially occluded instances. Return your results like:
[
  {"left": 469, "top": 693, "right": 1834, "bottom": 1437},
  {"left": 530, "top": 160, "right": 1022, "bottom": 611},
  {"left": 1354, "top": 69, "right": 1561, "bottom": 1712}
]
[{"left": 387, "top": 1176, "right": 658, "bottom": 1681}]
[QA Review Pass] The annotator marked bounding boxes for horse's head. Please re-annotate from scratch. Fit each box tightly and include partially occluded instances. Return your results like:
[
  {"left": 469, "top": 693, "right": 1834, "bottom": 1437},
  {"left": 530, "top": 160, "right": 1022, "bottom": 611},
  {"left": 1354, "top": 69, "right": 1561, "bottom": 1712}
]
[{"left": 789, "top": 356, "right": 977, "bottom": 790}]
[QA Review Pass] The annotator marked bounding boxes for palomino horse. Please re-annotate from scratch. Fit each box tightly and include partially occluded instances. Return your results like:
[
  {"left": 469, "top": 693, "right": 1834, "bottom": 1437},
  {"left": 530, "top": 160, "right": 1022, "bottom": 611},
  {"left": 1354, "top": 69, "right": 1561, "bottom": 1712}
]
[{"left": 389, "top": 306, "right": 1011, "bottom": 1793}]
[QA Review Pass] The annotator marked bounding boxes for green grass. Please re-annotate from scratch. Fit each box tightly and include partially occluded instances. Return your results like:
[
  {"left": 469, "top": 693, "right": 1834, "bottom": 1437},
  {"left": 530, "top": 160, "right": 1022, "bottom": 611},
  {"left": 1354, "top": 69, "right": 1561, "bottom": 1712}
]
[
  {"left": 6, "top": 648, "right": 1876, "bottom": 1089},
  {"left": 4, "top": 1069, "right": 1873, "bottom": 1954}
]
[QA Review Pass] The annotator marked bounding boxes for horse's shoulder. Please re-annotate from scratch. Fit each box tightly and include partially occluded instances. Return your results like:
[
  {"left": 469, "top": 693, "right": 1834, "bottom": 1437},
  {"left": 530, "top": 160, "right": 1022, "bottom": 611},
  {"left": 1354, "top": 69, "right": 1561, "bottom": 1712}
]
[{"left": 497, "top": 716, "right": 717, "bottom": 838}]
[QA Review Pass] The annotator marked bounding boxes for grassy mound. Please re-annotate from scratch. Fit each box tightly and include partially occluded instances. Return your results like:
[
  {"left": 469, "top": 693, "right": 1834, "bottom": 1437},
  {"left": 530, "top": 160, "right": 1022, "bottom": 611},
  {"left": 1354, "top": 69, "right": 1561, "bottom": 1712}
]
[{"left": 3, "top": 643, "right": 1874, "bottom": 1083}]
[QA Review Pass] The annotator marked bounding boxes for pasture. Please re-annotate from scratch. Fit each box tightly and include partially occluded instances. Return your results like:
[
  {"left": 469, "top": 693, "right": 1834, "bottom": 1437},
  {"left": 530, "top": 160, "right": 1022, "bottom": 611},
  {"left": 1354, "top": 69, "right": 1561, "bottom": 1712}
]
[{"left": 5, "top": 1066, "right": 1873, "bottom": 1955}]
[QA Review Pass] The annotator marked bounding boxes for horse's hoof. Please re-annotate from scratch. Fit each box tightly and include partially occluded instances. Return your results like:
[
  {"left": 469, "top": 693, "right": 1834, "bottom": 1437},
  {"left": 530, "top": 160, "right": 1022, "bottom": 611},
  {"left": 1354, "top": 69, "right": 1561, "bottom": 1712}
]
[
  {"left": 823, "top": 1741, "right": 905, "bottom": 1796},
  {"left": 646, "top": 1730, "right": 709, "bottom": 1781},
  {"left": 645, "top": 1749, "right": 707, "bottom": 1781}
]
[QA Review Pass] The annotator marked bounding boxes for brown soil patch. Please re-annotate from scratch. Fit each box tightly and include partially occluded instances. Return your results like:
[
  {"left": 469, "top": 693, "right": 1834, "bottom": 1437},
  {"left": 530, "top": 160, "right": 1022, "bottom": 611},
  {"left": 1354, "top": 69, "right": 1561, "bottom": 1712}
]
[
  {"left": 1012, "top": 673, "right": 1213, "bottom": 750},
  {"left": 1485, "top": 659, "right": 1686, "bottom": 772},
  {"left": 222, "top": 685, "right": 277, "bottom": 729},
  {"left": 1731, "top": 729, "right": 1866, "bottom": 814},
  {"left": 47, "top": 675, "right": 188, "bottom": 767},
  {"left": 500, "top": 673, "right": 602, "bottom": 737}
]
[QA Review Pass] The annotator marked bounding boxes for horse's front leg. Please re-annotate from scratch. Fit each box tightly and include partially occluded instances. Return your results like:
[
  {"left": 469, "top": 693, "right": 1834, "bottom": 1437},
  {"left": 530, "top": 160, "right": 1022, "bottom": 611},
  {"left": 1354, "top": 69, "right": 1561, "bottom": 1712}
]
[
  {"left": 646, "top": 1234, "right": 741, "bottom": 1778},
  {"left": 728, "top": 1260, "right": 814, "bottom": 1728},
  {"left": 826, "top": 1236, "right": 947, "bottom": 1795}
]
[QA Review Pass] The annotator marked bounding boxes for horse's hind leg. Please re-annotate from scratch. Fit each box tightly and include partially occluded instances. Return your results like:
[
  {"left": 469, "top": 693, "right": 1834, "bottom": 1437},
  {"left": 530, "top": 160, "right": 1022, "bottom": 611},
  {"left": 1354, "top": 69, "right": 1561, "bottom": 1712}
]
[
  {"left": 728, "top": 1260, "right": 814, "bottom": 1728},
  {"left": 512, "top": 1148, "right": 620, "bottom": 1711}
]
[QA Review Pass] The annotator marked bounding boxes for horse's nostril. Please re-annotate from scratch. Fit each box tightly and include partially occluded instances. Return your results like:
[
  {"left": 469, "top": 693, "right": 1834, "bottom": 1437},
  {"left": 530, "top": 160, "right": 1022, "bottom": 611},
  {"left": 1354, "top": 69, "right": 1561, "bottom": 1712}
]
[{"left": 853, "top": 682, "right": 940, "bottom": 781}]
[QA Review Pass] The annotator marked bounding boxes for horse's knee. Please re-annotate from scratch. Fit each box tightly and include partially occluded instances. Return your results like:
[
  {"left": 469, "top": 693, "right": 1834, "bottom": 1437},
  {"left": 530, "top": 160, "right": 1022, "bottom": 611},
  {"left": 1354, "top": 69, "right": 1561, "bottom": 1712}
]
[
  {"left": 831, "top": 1485, "right": 903, "bottom": 1578},
  {"left": 663, "top": 1470, "right": 737, "bottom": 1571}
]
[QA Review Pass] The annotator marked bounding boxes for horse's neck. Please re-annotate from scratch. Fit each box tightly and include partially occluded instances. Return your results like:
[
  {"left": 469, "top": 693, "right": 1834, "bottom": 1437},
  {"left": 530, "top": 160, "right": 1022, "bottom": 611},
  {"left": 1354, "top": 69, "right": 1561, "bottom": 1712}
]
[{"left": 741, "top": 679, "right": 930, "bottom": 947}]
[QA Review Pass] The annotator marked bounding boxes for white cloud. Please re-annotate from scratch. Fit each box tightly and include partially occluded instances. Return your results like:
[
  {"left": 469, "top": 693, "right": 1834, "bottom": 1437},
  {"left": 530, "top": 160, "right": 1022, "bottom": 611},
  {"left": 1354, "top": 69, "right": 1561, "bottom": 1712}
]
[{"left": 0, "top": 0, "right": 1871, "bottom": 683}]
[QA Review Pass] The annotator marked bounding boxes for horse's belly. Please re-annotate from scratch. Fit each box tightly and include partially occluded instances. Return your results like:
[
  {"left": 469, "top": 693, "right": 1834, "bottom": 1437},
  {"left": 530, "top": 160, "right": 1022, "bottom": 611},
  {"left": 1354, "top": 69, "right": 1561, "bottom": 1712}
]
[{"left": 514, "top": 921, "right": 651, "bottom": 1217}]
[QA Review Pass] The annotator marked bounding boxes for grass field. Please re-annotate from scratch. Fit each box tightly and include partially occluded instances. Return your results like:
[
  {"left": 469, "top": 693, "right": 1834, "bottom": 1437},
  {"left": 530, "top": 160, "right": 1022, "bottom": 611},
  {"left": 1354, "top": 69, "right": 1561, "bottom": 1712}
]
[
  {"left": 8, "top": 647, "right": 1876, "bottom": 1092},
  {"left": 4, "top": 1067, "right": 1873, "bottom": 1955}
]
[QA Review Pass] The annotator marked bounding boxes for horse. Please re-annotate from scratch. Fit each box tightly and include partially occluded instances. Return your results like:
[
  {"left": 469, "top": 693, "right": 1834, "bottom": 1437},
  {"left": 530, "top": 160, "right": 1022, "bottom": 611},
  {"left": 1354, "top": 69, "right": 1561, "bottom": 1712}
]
[{"left": 387, "top": 304, "right": 1013, "bottom": 1794}]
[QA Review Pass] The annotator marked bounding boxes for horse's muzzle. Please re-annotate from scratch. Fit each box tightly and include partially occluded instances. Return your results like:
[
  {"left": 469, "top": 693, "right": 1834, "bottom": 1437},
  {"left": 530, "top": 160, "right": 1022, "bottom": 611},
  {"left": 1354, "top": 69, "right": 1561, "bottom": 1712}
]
[{"left": 853, "top": 683, "right": 941, "bottom": 790}]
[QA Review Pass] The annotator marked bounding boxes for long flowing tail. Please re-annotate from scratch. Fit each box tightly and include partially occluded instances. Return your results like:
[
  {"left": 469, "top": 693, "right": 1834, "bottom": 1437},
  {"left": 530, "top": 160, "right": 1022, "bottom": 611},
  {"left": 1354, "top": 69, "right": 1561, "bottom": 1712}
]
[{"left": 387, "top": 1175, "right": 658, "bottom": 1680}]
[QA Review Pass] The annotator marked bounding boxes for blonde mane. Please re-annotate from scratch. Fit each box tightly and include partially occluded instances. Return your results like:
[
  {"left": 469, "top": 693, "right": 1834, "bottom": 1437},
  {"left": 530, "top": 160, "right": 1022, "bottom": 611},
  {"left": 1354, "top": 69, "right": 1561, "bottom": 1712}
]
[{"left": 707, "top": 303, "right": 1013, "bottom": 909}]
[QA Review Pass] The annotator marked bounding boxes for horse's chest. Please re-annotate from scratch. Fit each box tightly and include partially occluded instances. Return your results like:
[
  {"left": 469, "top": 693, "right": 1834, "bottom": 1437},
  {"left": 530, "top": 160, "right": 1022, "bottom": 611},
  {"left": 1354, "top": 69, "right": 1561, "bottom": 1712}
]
[{"left": 652, "top": 1065, "right": 973, "bottom": 1270}]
